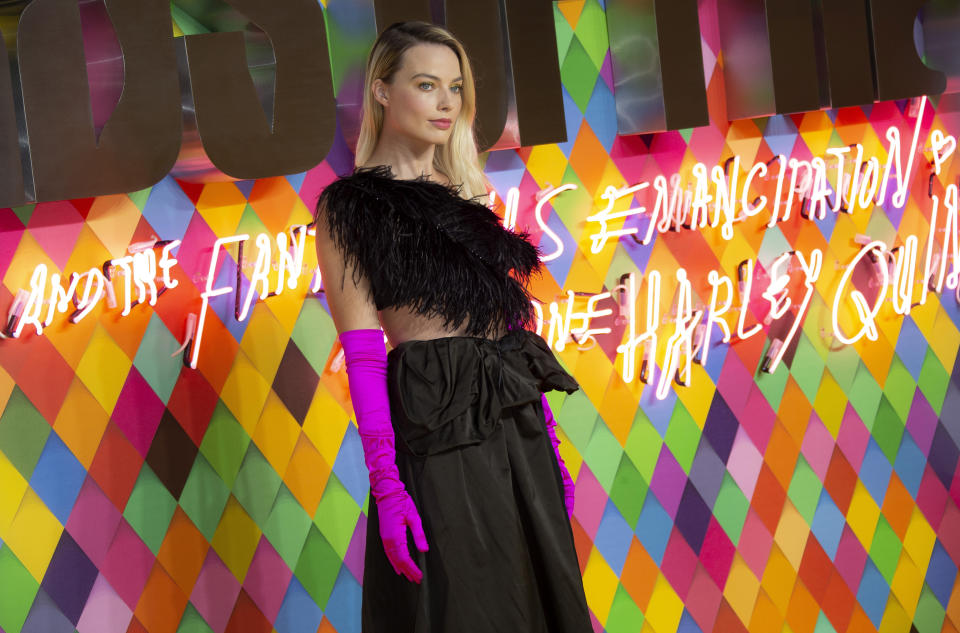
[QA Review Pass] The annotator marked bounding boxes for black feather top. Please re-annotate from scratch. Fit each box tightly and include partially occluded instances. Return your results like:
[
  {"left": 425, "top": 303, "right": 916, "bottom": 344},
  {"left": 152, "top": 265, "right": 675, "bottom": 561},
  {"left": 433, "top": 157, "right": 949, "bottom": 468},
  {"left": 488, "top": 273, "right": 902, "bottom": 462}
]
[{"left": 315, "top": 165, "right": 542, "bottom": 337}]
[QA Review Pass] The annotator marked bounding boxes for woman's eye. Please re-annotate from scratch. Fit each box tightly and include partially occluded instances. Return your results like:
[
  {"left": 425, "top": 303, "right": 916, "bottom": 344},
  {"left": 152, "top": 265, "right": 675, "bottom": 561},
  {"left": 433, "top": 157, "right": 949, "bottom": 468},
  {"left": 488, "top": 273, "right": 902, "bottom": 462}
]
[
  {"left": 419, "top": 82, "right": 433, "bottom": 90},
  {"left": 451, "top": 85, "right": 463, "bottom": 94}
]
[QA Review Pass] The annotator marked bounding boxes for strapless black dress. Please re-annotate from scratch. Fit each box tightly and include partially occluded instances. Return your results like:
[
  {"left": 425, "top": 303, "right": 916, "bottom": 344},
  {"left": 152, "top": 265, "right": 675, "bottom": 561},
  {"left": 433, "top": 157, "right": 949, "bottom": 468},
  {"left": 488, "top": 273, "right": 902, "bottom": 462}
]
[{"left": 360, "top": 328, "right": 593, "bottom": 633}]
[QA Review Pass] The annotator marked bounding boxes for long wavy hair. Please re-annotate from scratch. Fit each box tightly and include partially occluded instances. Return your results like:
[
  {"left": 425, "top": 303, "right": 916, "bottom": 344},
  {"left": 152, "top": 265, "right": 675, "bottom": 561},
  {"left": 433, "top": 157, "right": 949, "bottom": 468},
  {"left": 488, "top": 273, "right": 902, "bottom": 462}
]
[{"left": 354, "top": 21, "right": 487, "bottom": 201}]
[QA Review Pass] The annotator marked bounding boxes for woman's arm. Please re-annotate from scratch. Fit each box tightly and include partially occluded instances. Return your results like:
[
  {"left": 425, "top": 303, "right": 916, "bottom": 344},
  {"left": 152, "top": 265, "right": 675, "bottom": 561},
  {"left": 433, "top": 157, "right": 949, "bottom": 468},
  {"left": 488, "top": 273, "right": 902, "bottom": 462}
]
[
  {"left": 315, "top": 201, "right": 429, "bottom": 584},
  {"left": 314, "top": 201, "right": 380, "bottom": 332}
]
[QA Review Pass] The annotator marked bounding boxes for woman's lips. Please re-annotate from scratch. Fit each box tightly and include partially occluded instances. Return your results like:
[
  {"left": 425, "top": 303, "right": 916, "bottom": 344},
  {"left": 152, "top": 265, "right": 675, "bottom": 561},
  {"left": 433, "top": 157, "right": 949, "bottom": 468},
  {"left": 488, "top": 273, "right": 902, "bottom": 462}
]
[{"left": 430, "top": 119, "right": 452, "bottom": 130}]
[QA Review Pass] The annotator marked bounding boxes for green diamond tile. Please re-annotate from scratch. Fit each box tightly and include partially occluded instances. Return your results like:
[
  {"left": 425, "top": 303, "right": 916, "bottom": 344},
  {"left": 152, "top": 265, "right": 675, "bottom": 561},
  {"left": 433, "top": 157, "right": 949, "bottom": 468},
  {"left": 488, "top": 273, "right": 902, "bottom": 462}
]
[
  {"left": 235, "top": 203, "right": 269, "bottom": 241},
  {"left": 294, "top": 525, "right": 341, "bottom": 609},
  {"left": 869, "top": 516, "right": 902, "bottom": 584},
  {"left": 848, "top": 363, "right": 883, "bottom": 426},
  {"left": 263, "top": 484, "right": 312, "bottom": 570},
  {"left": 313, "top": 472, "right": 361, "bottom": 559},
  {"left": 199, "top": 402, "right": 251, "bottom": 488},
  {"left": 233, "top": 444, "right": 283, "bottom": 526},
  {"left": 179, "top": 453, "right": 231, "bottom": 541},
  {"left": 883, "top": 356, "right": 915, "bottom": 422},
  {"left": 918, "top": 346, "right": 949, "bottom": 415},
  {"left": 664, "top": 402, "right": 699, "bottom": 474},
  {"left": 123, "top": 463, "right": 178, "bottom": 555},
  {"left": 0, "top": 545, "right": 39, "bottom": 633},
  {"left": 872, "top": 396, "right": 905, "bottom": 464},
  {"left": 913, "top": 585, "right": 946, "bottom": 633},
  {"left": 624, "top": 412, "right": 662, "bottom": 483},
  {"left": 813, "top": 611, "right": 838, "bottom": 633},
  {"left": 787, "top": 456, "right": 822, "bottom": 525},
  {"left": 558, "top": 391, "right": 598, "bottom": 452},
  {"left": 560, "top": 36, "right": 600, "bottom": 113},
  {"left": 757, "top": 343, "right": 790, "bottom": 408},
  {"left": 573, "top": 0, "right": 609, "bottom": 70},
  {"left": 605, "top": 583, "right": 645, "bottom": 633},
  {"left": 0, "top": 387, "right": 51, "bottom": 479},
  {"left": 176, "top": 602, "right": 215, "bottom": 633},
  {"left": 609, "top": 454, "right": 648, "bottom": 529},
  {"left": 132, "top": 314, "right": 181, "bottom": 402},
  {"left": 12, "top": 204, "right": 34, "bottom": 225},
  {"left": 714, "top": 472, "right": 750, "bottom": 543},
  {"left": 791, "top": 335, "right": 826, "bottom": 404},
  {"left": 824, "top": 344, "right": 859, "bottom": 394},
  {"left": 127, "top": 188, "right": 152, "bottom": 211},
  {"left": 583, "top": 420, "right": 624, "bottom": 493},
  {"left": 553, "top": 167, "right": 590, "bottom": 225},
  {"left": 290, "top": 301, "right": 337, "bottom": 377},
  {"left": 553, "top": 3, "right": 575, "bottom": 62}
]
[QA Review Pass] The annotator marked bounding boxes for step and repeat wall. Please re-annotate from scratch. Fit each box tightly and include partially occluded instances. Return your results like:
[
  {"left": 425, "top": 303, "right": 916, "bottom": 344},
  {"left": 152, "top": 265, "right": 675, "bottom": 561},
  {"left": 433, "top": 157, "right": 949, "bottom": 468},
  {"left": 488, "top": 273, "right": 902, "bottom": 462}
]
[{"left": 1, "top": 1, "right": 959, "bottom": 633}]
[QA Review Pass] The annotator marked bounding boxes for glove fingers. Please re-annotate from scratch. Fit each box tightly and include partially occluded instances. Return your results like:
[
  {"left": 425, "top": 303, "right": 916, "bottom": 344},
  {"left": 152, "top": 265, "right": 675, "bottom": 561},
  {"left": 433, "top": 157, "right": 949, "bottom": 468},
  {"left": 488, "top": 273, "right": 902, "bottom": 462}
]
[
  {"left": 385, "top": 535, "right": 422, "bottom": 584},
  {"left": 391, "top": 544, "right": 422, "bottom": 583},
  {"left": 405, "top": 506, "right": 429, "bottom": 552}
]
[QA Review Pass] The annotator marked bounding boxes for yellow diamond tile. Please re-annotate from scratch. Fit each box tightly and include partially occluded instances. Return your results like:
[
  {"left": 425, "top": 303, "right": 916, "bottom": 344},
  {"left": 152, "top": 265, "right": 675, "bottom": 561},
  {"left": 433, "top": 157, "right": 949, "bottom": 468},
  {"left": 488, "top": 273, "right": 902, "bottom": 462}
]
[
  {"left": 878, "top": 594, "right": 912, "bottom": 633},
  {"left": 264, "top": 285, "right": 306, "bottom": 335},
  {"left": 252, "top": 392, "right": 300, "bottom": 475},
  {"left": 53, "top": 378, "right": 109, "bottom": 469},
  {"left": 524, "top": 143, "right": 569, "bottom": 190},
  {"left": 847, "top": 481, "right": 881, "bottom": 549},
  {"left": 902, "top": 508, "right": 936, "bottom": 570},
  {"left": 597, "top": 377, "right": 637, "bottom": 446},
  {"left": 774, "top": 501, "right": 810, "bottom": 570},
  {"left": 749, "top": 588, "right": 785, "bottom": 633},
  {"left": 239, "top": 304, "right": 288, "bottom": 381},
  {"left": 645, "top": 574, "right": 685, "bottom": 633},
  {"left": 572, "top": 344, "right": 614, "bottom": 412},
  {"left": 75, "top": 325, "right": 133, "bottom": 412},
  {"left": 4, "top": 488, "right": 63, "bottom": 582},
  {"left": 211, "top": 496, "right": 261, "bottom": 583},
  {"left": 2, "top": 231, "right": 56, "bottom": 300},
  {"left": 0, "top": 450, "right": 28, "bottom": 539},
  {"left": 761, "top": 545, "right": 798, "bottom": 614},
  {"left": 812, "top": 371, "right": 845, "bottom": 438},
  {"left": 220, "top": 350, "right": 271, "bottom": 436},
  {"left": 797, "top": 110, "right": 834, "bottom": 157},
  {"left": 929, "top": 308, "right": 960, "bottom": 370},
  {"left": 85, "top": 194, "right": 142, "bottom": 257},
  {"left": 302, "top": 389, "right": 349, "bottom": 468},
  {"left": 196, "top": 182, "right": 248, "bottom": 237},
  {"left": 283, "top": 434, "right": 331, "bottom": 517},
  {"left": 581, "top": 547, "right": 619, "bottom": 626},
  {"left": 890, "top": 549, "right": 924, "bottom": 617},
  {"left": 0, "top": 364, "right": 13, "bottom": 413},
  {"left": 724, "top": 553, "right": 761, "bottom": 626},
  {"left": 726, "top": 119, "right": 764, "bottom": 163}
]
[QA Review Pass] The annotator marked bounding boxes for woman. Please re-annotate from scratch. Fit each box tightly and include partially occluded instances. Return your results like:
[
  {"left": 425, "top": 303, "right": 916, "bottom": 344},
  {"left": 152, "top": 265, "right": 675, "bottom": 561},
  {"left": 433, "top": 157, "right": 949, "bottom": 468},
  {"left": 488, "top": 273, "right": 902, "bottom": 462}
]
[{"left": 314, "top": 21, "right": 592, "bottom": 632}]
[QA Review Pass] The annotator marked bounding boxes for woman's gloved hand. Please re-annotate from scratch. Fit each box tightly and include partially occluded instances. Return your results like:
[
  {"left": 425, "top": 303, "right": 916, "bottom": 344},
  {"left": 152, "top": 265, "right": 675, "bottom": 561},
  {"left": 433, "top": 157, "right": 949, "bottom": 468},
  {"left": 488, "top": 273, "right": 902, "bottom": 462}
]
[
  {"left": 340, "top": 329, "right": 429, "bottom": 583},
  {"left": 541, "top": 393, "right": 575, "bottom": 518}
]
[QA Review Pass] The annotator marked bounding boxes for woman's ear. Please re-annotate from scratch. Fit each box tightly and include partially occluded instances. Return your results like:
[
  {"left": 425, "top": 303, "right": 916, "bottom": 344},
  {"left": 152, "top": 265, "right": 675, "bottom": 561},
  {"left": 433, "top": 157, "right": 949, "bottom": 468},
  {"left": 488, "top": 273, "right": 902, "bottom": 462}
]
[{"left": 372, "top": 78, "right": 389, "bottom": 107}]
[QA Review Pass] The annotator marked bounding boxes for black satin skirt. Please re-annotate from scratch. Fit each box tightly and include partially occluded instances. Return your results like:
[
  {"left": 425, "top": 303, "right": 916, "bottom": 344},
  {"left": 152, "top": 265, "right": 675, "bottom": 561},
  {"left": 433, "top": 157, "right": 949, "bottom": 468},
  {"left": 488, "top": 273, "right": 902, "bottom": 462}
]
[{"left": 360, "top": 329, "right": 593, "bottom": 633}]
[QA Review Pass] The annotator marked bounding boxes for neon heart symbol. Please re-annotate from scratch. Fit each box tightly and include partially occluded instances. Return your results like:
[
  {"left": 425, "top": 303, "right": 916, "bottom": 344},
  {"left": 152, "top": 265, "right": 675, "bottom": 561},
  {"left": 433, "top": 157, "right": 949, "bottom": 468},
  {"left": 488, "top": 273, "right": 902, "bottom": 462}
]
[{"left": 931, "top": 129, "right": 956, "bottom": 175}]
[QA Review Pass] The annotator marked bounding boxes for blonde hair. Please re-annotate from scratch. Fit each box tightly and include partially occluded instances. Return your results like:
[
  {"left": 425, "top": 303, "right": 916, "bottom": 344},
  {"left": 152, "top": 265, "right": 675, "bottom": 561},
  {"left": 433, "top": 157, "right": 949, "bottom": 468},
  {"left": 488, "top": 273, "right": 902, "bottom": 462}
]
[{"left": 355, "top": 21, "right": 488, "bottom": 201}]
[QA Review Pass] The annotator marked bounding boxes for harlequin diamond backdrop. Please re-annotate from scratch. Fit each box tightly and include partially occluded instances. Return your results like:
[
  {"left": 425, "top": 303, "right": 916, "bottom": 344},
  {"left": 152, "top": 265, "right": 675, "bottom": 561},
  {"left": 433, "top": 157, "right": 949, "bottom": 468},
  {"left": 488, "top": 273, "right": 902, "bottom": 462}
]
[{"left": 1, "top": 2, "right": 959, "bottom": 633}]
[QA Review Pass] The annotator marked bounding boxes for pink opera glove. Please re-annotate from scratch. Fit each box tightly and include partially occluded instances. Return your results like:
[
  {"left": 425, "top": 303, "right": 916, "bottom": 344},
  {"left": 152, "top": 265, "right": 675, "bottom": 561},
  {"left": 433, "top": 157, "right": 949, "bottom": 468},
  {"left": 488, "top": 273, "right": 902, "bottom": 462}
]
[
  {"left": 541, "top": 393, "right": 575, "bottom": 518},
  {"left": 340, "top": 329, "right": 429, "bottom": 583}
]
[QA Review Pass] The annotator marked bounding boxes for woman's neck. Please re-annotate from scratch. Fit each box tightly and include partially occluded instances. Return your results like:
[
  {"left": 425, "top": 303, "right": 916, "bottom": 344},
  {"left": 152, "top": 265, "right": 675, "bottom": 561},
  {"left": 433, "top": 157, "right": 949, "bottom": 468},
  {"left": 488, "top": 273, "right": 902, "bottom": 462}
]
[{"left": 363, "top": 130, "right": 440, "bottom": 182}]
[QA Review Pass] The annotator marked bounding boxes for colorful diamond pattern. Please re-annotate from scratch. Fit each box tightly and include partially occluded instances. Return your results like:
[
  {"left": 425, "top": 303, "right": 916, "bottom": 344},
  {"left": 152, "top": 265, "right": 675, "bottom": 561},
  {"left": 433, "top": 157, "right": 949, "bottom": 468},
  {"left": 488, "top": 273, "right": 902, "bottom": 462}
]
[{"left": 0, "top": 2, "right": 957, "bottom": 632}]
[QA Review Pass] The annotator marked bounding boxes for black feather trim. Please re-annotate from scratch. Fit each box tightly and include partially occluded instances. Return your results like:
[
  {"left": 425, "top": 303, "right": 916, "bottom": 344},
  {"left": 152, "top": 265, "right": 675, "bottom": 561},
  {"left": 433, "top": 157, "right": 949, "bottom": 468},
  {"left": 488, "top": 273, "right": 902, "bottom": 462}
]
[{"left": 315, "top": 165, "right": 543, "bottom": 337}]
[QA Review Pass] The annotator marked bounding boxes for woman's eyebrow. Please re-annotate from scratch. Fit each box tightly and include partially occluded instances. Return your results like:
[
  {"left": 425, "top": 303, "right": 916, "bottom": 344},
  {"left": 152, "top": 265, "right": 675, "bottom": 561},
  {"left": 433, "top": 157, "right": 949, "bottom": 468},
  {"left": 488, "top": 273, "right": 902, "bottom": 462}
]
[{"left": 411, "top": 72, "right": 464, "bottom": 82}]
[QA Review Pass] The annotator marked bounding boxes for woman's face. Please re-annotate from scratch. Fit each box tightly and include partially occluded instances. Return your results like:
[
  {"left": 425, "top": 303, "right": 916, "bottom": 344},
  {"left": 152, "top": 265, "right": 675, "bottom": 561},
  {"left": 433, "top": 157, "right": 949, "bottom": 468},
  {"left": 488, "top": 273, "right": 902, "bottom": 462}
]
[{"left": 374, "top": 42, "right": 463, "bottom": 148}]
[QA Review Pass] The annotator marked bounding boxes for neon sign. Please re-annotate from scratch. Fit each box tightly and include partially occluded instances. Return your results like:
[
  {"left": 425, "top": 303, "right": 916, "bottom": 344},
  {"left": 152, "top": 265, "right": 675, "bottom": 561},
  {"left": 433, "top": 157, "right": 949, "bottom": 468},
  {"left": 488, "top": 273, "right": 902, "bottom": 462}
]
[{"left": 6, "top": 102, "right": 960, "bottom": 401}]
